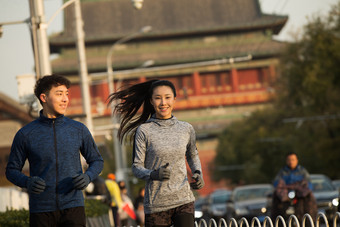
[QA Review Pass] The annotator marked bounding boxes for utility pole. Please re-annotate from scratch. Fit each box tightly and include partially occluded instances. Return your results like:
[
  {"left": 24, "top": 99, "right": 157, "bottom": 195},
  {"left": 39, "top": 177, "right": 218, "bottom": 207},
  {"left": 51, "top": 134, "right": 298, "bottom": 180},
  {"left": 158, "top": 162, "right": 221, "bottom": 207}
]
[
  {"left": 73, "top": 0, "right": 94, "bottom": 133},
  {"left": 29, "top": 0, "right": 51, "bottom": 79}
]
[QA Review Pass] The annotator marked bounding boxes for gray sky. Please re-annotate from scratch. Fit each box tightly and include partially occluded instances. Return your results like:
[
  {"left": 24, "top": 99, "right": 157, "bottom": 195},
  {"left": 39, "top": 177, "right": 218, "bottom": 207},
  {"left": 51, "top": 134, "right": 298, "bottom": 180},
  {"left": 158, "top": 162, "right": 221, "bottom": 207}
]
[{"left": 0, "top": 0, "right": 338, "bottom": 101}]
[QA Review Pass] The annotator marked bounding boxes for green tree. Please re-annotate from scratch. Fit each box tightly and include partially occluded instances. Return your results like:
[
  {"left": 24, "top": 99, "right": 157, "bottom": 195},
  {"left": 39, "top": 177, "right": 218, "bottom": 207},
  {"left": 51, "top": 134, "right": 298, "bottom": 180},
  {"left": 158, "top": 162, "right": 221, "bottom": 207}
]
[{"left": 213, "top": 1, "right": 340, "bottom": 184}]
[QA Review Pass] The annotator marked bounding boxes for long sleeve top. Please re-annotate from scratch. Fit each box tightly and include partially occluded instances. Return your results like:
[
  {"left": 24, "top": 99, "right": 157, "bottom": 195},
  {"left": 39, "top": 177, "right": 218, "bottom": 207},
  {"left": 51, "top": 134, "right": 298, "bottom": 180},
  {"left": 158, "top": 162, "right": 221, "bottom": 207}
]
[
  {"left": 105, "top": 179, "right": 123, "bottom": 208},
  {"left": 273, "top": 165, "right": 312, "bottom": 190},
  {"left": 6, "top": 111, "right": 104, "bottom": 213},
  {"left": 132, "top": 115, "right": 202, "bottom": 214}
]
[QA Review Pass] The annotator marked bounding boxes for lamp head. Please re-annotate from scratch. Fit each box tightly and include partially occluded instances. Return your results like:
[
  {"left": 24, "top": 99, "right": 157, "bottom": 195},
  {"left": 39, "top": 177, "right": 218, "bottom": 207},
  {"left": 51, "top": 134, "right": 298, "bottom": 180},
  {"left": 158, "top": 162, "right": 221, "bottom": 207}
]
[
  {"left": 131, "top": 0, "right": 144, "bottom": 10},
  {"left": 140, "top": 25, "right": 152, "bottom": 33}
]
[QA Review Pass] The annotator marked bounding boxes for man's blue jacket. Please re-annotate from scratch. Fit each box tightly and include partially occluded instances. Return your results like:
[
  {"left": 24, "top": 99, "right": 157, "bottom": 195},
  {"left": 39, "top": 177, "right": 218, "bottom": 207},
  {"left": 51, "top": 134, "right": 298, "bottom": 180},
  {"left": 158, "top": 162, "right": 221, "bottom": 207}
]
[
  {"left": 273, "top": 165, "right": 312, "bottom": 190},
  {"left": 6, "top": 111, "right": 104, "bottom": 213}
]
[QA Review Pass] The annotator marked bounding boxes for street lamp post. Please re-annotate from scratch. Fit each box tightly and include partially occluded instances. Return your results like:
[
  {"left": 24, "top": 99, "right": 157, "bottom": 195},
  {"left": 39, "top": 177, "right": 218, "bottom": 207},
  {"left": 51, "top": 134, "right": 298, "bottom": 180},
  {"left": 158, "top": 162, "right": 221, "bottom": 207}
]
[
  {"left": 46, "top": 0, "right": 93, "bottom": 133},
  {"left": 106, "top": 26, "right": 152, "bottom": 181}
]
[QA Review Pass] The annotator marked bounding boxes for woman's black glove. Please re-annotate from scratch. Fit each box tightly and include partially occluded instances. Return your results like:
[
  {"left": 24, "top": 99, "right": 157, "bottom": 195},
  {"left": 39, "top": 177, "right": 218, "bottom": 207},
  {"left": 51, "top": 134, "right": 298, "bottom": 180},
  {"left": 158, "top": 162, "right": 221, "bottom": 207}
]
[
  {"left": 150, "top": 163, "right": 170, "bottom": 181},
  {"left": 190, "top": 172, "right": 204, "bottom": 190}
]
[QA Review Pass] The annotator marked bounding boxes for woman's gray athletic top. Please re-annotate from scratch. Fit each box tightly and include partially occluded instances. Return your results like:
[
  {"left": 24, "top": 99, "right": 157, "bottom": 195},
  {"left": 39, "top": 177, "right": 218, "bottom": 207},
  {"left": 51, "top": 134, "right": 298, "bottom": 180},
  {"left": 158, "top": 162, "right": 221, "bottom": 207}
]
[{"left": 132, "top": 115, "right": 203, "bottom": 214}]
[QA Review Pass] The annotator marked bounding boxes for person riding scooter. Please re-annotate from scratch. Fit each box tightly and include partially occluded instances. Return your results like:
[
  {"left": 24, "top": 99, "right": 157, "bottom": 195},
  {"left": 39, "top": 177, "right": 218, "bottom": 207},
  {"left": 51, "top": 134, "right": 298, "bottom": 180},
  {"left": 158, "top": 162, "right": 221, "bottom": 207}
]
[{"left": 271, "top": 152, "right": 317, "bottom": 224}]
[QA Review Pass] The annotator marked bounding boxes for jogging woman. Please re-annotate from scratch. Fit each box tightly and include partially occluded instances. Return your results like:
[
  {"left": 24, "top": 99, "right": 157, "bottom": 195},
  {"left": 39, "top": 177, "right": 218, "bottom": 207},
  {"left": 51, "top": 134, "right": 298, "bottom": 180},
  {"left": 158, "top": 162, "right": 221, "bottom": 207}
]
[{"left": 108, "top": 80, "right": 204, "bottom": 227}]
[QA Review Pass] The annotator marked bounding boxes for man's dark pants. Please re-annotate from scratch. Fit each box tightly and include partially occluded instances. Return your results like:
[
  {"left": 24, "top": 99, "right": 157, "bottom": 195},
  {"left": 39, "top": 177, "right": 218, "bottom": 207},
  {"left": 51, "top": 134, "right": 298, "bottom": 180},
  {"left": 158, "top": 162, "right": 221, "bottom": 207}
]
[{"left": 30, "top": 206, "right": 86, "bottom": 227}]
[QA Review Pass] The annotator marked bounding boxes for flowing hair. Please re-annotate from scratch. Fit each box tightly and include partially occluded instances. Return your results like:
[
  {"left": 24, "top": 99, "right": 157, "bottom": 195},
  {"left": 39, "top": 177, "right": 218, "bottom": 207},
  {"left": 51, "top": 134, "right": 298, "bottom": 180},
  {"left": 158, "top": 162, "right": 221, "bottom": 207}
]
[{"left": 108, "top": 79, "right": 177, "bottom": 142}]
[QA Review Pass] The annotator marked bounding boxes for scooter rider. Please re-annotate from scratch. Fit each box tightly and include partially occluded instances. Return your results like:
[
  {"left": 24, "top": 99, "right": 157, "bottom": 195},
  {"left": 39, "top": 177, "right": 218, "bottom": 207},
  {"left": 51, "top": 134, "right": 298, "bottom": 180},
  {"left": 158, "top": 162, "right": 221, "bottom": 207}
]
[{"left": 271, "top": 152, "right": 317, "bottom": 222}]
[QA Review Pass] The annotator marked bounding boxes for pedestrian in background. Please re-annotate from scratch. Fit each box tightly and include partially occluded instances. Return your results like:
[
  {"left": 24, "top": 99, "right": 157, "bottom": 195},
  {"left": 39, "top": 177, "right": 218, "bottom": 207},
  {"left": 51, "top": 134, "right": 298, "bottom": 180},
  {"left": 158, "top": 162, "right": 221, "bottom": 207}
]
[
  {"left": 108, "top": 79, "right": 205, "bottom": 227},
  {"left": 6, "top": 74, "right": 104, "bottom": 227},
  {"left": 85, "top": 175, "right": 112, "bottom": 207},
  {"left": 105, "top": 173, "right": 123, "bottom": 226},
  {"left": 134, "top": 187, "right": 145, "bottom": 227},
  {"left": 118, "top": 180, "right": 136, "bottom": 226}
]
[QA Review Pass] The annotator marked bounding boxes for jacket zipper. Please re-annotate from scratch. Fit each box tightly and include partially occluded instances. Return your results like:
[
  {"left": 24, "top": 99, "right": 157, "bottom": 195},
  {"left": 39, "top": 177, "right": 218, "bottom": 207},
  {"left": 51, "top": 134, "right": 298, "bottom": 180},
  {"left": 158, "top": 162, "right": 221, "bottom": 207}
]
[{"left": 53, "top": 120, "right": 59, "bottom": 209}]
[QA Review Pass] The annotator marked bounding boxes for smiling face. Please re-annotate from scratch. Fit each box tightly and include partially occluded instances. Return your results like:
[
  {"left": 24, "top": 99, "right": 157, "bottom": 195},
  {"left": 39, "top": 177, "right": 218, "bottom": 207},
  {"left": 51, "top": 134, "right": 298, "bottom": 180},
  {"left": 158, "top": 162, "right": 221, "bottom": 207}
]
[
  {"left": 150, "top": 85, "right": 176, "bottom": 119},
  {"left": 40, "top": 85, "right": 69, "bottom": 118}
]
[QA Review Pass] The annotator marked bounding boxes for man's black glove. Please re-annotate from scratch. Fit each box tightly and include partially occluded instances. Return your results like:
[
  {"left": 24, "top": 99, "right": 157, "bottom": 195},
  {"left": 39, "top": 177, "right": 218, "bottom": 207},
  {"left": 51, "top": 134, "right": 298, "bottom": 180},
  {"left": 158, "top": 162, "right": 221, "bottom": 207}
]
[
  {"left": 27, "top": 176, "right": 46, "bottom": 194},
  {"left": 72, "top": 173, "right": 90, "bottom": 190},
  {"left": 190, "top": 172, "right": 204, "bottom": 190},
  {"left": 150, "top": 163, "right": 170, "bottom": 181}
]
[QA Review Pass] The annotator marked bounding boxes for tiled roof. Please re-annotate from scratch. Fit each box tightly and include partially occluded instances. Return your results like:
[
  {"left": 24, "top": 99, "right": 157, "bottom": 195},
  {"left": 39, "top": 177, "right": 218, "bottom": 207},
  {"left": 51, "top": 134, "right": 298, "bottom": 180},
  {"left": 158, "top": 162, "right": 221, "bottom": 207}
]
[
  {"left": 51, "top": 32, "right": 287, "bottom": 73},
  {"left": 50, "top": 0, "right": 287, "bottom": 45}
]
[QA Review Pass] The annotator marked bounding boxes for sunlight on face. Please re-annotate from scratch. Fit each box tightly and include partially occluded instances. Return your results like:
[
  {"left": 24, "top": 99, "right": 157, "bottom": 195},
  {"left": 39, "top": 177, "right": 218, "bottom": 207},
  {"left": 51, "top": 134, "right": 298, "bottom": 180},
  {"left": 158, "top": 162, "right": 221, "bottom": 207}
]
[
  {"left": 41, "top": 85, "right": 69, "bottom": 118},
  {"left": 150, "top": 85, "right": 176, "bottom": 119}
]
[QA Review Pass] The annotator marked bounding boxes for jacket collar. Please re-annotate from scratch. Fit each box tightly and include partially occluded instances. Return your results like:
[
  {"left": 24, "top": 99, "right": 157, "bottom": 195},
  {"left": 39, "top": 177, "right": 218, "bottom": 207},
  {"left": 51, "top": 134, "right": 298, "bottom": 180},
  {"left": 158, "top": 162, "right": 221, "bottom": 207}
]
[
  {"left": 38, "top": 110, "right": 65, "bottom": 125},
  {"left": 284, "top": 164, "right": 301, "bottom": 172},
  {"left": 146, "top": 114, "right": 177, "bottom": 127}
]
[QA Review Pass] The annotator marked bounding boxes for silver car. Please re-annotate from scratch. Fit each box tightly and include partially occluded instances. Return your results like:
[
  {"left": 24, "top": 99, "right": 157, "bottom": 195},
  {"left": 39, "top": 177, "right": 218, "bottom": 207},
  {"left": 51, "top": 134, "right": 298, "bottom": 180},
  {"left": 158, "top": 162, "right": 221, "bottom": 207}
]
[
  {"left": 310, "top": 174, "right": 339, "bottom": 220},
  {"left": 207, "top": 189, "right": 232, "bottom": 220},
  {"left": 226, "top": 184, "right": 273, "bottom": 222}
]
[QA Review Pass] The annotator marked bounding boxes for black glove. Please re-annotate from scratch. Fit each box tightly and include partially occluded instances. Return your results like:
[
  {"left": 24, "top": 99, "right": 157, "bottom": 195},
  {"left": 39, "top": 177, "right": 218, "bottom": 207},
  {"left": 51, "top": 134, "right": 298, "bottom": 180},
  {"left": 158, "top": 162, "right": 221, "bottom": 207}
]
[
  {"left": 190, "top": 172, "right": 204, "bottom": 190},
  {"left": 72, "top": 173, "right": 90, "bottom": 190},
  {"left": 150, "top": 163, "right": 170, "bottom": 181},
  {"left": 27, "top": 176, "right": 46, "bottom": 194}
]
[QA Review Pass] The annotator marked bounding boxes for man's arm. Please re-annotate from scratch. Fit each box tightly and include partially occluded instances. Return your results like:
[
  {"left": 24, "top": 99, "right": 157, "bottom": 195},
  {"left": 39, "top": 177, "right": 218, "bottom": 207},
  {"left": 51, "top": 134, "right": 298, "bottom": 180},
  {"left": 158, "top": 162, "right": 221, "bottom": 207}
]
[
  {"left": 301, "top": 166, "right": 313, "bottom": 190},
  {"left": 6, "top": 131, "right": 29, "bottom": 188},
  {"left": 80, "top": 126, "right": 104, "bottom": 181},
  {"left": 273, "top": 169, "right": 284, "bottom": 188}
]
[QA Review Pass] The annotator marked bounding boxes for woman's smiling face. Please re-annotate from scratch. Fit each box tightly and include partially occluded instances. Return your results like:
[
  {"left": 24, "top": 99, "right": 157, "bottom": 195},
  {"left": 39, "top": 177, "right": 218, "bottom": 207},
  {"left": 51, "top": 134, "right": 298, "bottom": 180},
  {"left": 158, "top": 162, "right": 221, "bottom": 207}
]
[{"left": 150, "top": 85, "right": 176, "bottom": 119}]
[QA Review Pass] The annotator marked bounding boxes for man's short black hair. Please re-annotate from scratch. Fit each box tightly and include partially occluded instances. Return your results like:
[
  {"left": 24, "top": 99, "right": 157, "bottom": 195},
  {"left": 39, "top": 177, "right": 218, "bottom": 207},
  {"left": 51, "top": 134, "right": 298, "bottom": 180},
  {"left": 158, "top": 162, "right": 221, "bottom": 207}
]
[
  {"left": 285, "top": 151, "right": 298, "bottom": 158},
  {"left": 34, "top": 74, "right": 71, "bottom": 104}
]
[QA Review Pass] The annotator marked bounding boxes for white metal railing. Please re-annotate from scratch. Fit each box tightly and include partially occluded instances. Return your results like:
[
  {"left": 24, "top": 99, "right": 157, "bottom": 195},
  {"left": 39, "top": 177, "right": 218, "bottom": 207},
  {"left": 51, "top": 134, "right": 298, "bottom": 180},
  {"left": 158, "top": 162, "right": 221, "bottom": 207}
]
[{"left": 195, "top": 212, "right": 340, "bottom": 227}]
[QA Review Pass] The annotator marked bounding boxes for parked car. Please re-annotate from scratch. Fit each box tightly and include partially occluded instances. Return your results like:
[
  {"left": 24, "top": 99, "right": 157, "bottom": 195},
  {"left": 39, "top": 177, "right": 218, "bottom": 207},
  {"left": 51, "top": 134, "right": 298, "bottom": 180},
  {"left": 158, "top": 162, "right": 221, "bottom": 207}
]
[
  {"left": 310, "top": 174, "right": 339, "bottom": 220},
  {"left": 207, "top": 189, "right": 232, "bottom": 220},
  {"left": 194, "top": 196, "right": 206, "bottom": 221},
  {"left": 226, "top": 184, "right": 273, "bottom": 222},
  {"left": 332, "top": 179, "right": 340, "bottom": 191}
]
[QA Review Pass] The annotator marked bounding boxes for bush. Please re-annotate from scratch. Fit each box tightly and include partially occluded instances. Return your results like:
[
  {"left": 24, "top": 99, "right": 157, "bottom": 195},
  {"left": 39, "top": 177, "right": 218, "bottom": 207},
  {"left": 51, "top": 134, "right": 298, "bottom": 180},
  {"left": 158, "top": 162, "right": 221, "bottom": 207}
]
[
  {"left": 85, "top": 199, "right": 110, "bottom": 217},
  {"left": 0, "top": 199, "right": 109, "bottom": 226},
  {"left": 0, "top": 208, "right": 29, "bottom": 227}
]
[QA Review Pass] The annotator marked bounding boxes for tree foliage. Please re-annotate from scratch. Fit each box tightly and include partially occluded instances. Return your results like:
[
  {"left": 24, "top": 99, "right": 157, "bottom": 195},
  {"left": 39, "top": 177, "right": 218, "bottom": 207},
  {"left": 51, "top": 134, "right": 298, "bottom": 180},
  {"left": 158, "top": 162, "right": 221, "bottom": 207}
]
[{"left": 213, "top": 2, "right": 340, "bottom": 185}]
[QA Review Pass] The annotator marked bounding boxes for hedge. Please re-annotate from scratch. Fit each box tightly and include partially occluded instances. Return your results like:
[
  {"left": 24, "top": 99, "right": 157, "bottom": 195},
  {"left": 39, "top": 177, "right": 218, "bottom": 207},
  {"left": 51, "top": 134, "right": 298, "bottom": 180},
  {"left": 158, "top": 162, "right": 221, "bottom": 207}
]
[{"left": 0, "top": 199, "right": 110, "bottom": 226}]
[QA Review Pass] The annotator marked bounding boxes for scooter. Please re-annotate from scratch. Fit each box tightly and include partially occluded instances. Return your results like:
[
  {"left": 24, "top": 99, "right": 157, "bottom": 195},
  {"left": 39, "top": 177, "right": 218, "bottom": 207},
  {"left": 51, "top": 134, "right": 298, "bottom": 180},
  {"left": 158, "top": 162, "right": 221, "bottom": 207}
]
[{"left": 285, "top": 190, "right": 298, "bottom": 216}]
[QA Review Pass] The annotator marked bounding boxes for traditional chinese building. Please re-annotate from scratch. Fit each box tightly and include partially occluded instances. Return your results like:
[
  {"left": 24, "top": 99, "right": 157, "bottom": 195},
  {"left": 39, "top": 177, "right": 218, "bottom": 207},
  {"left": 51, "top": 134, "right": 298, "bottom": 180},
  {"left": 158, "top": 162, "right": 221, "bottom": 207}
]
[
  {"left": 0, "top": 92, "right": 32, "bottom": 186},
  {"left": 49, "top": 0, "right": 287, "bottom": 195}
]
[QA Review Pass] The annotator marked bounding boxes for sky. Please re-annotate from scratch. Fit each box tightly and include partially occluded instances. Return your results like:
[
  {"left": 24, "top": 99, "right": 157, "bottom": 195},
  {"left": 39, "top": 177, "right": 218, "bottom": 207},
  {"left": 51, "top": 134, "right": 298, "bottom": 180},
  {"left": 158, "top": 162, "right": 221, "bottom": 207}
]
[{"left": 0, "top": 0, "right": 338, "bottom": 101}]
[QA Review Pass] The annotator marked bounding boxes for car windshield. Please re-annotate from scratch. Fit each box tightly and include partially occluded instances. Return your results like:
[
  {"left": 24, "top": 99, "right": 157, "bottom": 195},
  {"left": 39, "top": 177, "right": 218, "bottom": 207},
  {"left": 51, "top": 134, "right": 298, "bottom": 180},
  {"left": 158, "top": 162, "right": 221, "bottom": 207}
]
[
  {"left": 332, "top": 180, "right": 340, "bottom": 190},
  {"left": 212, "top": 192, "right": 231, "bottom": 204},
  {"left": 194, "top": 197, "right": 206, "bottom": 209},
  {"left": 234, "top": 187, "right": 271, "bottom": 202},
  {"left": 311, "top": 177, "right": 335, "bottom": 192}
]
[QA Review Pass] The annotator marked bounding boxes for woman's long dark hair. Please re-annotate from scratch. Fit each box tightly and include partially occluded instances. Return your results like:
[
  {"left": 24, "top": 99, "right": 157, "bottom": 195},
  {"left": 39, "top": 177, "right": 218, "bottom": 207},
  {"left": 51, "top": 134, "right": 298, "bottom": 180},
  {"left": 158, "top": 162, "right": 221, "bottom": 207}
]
[{"left": 108, "top": 79, "right": 177, "bottom": 142}]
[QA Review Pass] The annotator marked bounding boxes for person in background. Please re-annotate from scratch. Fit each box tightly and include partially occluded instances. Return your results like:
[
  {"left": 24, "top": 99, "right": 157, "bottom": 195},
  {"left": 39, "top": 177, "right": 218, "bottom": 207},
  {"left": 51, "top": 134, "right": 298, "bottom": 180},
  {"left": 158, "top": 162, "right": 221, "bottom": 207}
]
[
  {"left": 118, "top": 180, "right": 135, "bottom": 226},
  {"left": 85, "top": 175, "right": 111, "bottom": 207},
  {"left": 108, "top": 80, "right": 204, "bottom": 227},
  {"left": 134, "top": 187, "right": 145, "bottom": 227},
  {"left": 105, "top": 173, "right": 123, "bottom": 226},
  {"left": 271, "top": 152, "right": 317, "bottom": 223},
  {"left": 6, "top": 74, "right": 104, "bottom": 227}
]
